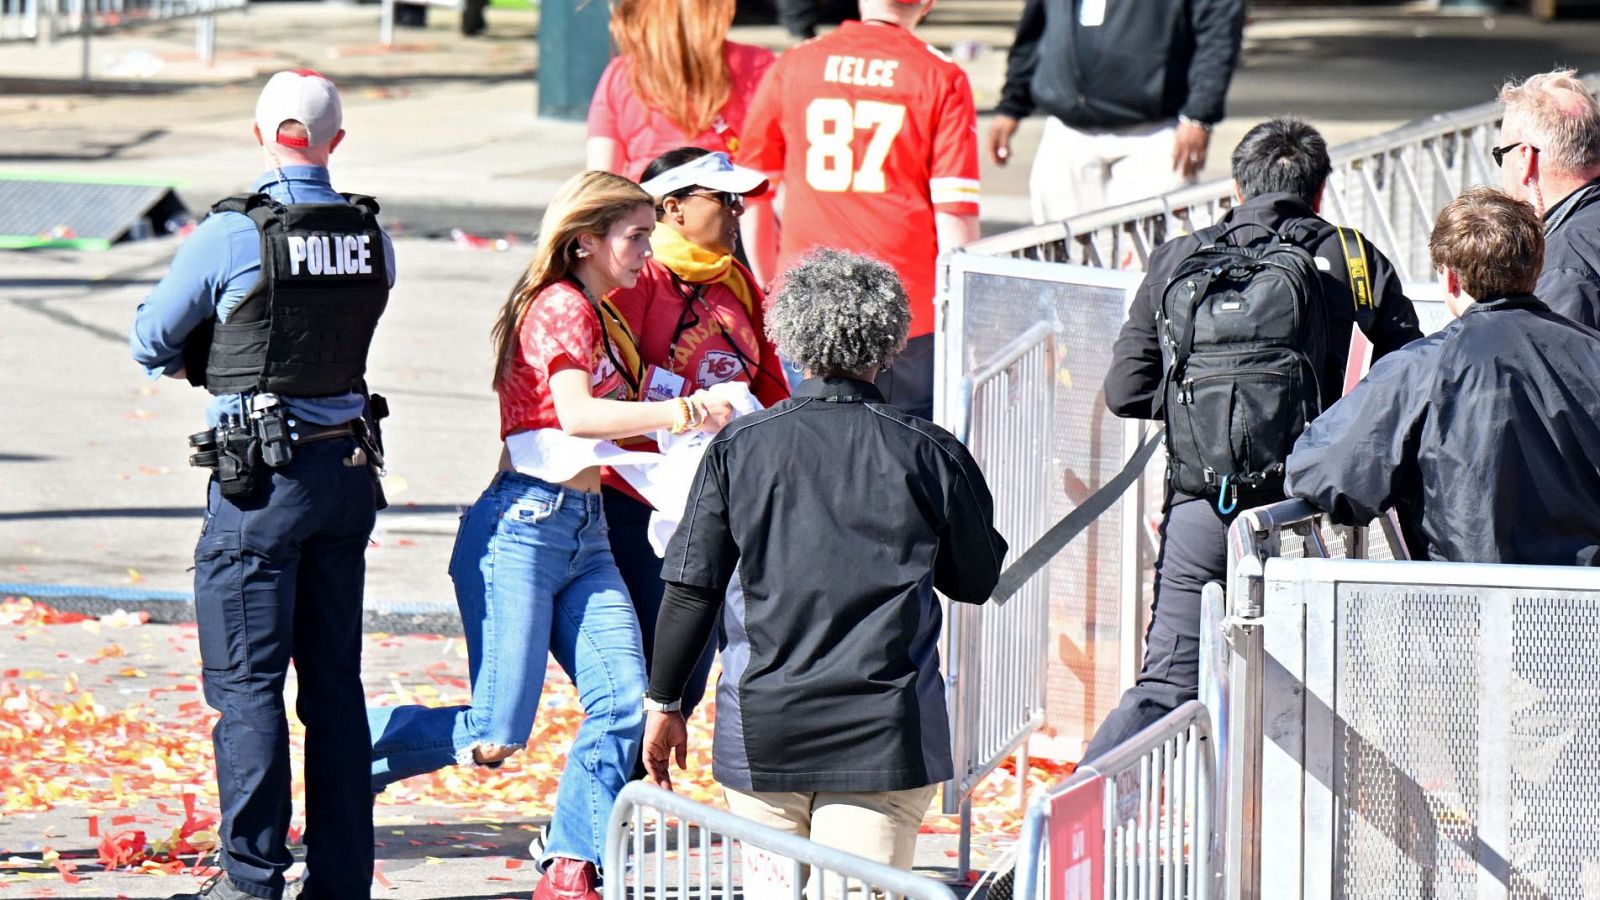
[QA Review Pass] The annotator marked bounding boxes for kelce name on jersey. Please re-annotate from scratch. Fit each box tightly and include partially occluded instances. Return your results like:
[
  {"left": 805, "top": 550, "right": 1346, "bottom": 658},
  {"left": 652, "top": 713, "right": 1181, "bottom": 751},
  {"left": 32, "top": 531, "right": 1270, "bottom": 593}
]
[
  {"left": 822, "top": 55, "right": 899, "bottom": 88},
  {"left": 287, "top": 233, "right": 375, "bottom": 276}
]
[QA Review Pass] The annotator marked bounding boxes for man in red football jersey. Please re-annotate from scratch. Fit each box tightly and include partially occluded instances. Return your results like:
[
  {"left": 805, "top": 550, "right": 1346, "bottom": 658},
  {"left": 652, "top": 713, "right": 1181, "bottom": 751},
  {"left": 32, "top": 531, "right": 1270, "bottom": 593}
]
[{"left": 738, "top": 0, "right": 981, "bottom": 420}]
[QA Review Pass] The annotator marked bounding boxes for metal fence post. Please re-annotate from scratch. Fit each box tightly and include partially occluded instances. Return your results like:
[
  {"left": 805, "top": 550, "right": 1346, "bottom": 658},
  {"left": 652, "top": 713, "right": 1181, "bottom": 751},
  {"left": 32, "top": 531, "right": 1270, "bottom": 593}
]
[
  {"left": 1223, "top": 554, "right": 1264, "bottom": 900},
  {"left": 79, "top": 10, "right": 91, "bottom": 82},
  {"left": 195, "top": 11, "right": 213, "bottom": 64},
  {"left": 379, "top": 0, "right": 394, "bottom": 47}
]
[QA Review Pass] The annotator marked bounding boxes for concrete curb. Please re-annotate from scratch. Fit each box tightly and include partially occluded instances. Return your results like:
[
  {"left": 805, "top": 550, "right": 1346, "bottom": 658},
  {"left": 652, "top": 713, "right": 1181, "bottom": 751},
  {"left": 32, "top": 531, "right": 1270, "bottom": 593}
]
[{"left": 0, "top": 581, "right": 464, "bottom": 635}]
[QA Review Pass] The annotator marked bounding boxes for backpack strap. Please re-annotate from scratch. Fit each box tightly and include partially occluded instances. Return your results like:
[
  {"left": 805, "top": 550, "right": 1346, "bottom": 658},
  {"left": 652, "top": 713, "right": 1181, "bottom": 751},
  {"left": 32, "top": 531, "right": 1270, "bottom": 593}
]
[
  {"left": 1152, "top": 267, "right": 1220, "bottom": 421},
  {"left": 1333, "top": 226, "right": 1374, "bottom": 313}
]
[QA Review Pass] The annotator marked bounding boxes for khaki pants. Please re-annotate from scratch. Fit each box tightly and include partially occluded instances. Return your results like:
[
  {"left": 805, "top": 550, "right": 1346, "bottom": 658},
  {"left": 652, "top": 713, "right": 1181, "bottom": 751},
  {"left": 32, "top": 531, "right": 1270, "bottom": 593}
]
[
  {"left": 725, "top": 784, "right": 938, "bottom": 900},
  {"left": 1029, "top": 117, "right": 1193, "bottom": 224}
]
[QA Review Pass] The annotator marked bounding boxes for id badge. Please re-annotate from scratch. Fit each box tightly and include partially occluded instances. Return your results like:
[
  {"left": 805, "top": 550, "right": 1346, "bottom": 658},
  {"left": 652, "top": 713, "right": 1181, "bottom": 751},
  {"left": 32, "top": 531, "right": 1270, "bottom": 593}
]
[
  {"left": 642, "top": 365, "right": 687, "bottom": 403},
  {"left": 1079, "top": 0, "right": 1105, "bottom": 27}
]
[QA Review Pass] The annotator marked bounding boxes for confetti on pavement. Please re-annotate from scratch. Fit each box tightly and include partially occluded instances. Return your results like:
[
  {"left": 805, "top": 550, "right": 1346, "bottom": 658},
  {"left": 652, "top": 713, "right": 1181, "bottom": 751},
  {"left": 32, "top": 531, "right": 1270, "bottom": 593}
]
[{"left": 0, "top": 595, "right": 1065, "bottom": 894}]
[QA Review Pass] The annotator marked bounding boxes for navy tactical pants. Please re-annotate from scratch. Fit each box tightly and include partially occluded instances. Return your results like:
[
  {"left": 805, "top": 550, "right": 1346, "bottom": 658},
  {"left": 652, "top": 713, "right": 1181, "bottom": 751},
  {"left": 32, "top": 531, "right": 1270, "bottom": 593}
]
[
  {"left": 194, "top": 439, "right": 377, "bottom": 900},
  {"left": 1081, "top": 497, "right": 1227, "bottom": 763}
]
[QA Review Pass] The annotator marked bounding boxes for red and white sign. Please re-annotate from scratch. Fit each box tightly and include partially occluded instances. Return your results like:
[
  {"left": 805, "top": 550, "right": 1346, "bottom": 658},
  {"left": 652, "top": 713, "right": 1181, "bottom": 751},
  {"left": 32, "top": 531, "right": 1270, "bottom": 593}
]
[{"left": 1047, "top": 779, "right": 1105, "bottom": 900}]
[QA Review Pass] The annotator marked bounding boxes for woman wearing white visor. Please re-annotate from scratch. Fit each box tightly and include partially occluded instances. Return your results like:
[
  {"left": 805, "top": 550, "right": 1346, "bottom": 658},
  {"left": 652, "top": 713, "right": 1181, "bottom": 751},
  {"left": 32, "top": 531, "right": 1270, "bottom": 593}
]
[{"left": 607, "top": 148, "right": 791, "bottom": 734}]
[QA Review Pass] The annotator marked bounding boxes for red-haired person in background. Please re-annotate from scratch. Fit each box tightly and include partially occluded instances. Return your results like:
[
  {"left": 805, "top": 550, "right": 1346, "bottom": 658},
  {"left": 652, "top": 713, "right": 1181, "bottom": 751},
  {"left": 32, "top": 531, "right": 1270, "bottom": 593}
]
[{"left": 586, "top": 0, "right": 775, "bottom": 183}]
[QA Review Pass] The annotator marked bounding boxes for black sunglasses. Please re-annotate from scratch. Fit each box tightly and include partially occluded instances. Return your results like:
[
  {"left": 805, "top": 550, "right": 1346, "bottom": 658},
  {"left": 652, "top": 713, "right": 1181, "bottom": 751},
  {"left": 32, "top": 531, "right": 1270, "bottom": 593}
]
[
  {"left": 1492, "top": 142, "right": 1539, "bottom": 168},
  {"left": 682, "top": 189, "right": 743, "bottom": 210}
]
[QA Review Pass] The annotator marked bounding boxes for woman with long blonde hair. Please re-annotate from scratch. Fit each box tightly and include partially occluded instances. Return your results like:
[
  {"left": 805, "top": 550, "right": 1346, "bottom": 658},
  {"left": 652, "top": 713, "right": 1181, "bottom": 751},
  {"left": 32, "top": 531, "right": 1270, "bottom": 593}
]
[
  {"left": 587, "top": 0, "right": 775, "bottom": 181},
  {"left": 367, "top": 171, "right": 735, "bottom": 900}
]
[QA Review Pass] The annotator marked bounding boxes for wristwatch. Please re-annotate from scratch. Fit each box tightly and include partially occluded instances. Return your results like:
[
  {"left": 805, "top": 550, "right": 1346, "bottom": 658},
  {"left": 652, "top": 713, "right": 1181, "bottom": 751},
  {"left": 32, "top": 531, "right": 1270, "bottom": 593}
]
[{"left": 644, "top": 697, "right": 682, "bottom": 713}]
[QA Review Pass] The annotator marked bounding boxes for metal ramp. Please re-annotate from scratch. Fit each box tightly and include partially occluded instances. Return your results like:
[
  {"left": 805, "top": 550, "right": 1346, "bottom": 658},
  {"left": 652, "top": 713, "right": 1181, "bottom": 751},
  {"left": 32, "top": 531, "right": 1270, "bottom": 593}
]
[{"left": 0, "top": 175, "right": 189, "bottom": 250}]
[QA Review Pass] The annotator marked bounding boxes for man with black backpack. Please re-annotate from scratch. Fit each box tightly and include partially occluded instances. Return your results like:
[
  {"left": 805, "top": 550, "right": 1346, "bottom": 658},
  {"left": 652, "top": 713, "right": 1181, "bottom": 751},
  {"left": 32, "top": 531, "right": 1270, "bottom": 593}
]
[{"left": 1090, "top": 117, "right": 1422, "bottom": 762}]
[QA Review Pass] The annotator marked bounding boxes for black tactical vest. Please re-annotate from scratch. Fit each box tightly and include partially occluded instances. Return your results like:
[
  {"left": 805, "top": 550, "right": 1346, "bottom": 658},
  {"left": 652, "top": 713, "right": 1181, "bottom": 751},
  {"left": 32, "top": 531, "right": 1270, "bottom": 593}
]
[{"left": 184, "top": 193, "right": 389, "bottom": 397}]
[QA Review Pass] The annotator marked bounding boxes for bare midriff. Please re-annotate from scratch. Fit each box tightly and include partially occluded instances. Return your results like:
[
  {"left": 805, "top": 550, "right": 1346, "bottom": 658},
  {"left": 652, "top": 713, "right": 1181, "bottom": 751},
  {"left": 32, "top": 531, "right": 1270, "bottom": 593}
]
[{"left": 496, "top": 445, "right": 603, "bottom": 493}]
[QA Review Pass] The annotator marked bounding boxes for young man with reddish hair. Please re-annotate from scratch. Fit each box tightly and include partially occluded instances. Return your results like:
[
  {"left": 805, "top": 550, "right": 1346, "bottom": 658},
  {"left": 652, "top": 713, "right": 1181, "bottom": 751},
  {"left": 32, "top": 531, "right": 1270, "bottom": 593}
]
[{"left": 737, "top": 0, "right": 980, "bottom": 420}]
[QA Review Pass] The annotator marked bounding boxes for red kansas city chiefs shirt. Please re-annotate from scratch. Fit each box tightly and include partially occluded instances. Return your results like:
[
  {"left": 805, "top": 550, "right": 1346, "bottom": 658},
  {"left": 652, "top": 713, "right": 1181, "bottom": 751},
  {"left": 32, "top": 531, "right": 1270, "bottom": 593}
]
[{"left": 739, "top": 21, "right": 981, "bottom": 338}]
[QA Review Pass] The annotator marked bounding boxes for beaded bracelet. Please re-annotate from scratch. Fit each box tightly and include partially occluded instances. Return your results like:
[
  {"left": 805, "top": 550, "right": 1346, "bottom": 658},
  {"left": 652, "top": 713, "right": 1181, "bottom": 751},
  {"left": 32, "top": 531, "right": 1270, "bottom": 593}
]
[{"left": 669, "top": 397, "right": 693, "bottom": 435}]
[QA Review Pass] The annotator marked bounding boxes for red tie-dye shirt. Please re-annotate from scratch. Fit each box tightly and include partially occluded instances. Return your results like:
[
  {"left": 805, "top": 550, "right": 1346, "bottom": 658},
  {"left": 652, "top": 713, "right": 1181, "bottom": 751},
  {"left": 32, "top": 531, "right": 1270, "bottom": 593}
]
[{"left": 498, "top": 279, "right": 627, "bottom": 440}]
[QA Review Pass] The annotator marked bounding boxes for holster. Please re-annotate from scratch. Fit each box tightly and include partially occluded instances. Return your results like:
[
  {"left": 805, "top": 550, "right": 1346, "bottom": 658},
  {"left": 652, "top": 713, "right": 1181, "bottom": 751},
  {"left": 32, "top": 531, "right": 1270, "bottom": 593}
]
[{"left": 214, "top": 424, "right": 263, "bottom": 501}]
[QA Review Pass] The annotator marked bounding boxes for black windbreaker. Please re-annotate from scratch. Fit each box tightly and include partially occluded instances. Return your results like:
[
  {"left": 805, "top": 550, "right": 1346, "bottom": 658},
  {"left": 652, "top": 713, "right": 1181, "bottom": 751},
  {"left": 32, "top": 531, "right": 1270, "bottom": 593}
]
[
  {"left": 1286, "top": 294, "right": 1600, "bottom": 566},
  {"left": 1538, "top": 178, "right": 1600, "bottom": 329},
  {"left": 996, "top": 0, "right": 1244, "bottom": 128}
]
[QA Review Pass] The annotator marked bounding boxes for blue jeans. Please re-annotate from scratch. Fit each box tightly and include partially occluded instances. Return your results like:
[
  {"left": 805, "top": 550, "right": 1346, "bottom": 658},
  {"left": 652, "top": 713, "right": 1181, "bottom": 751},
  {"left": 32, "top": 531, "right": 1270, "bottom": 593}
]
[
  {"left": 367, "top": 472, "right": 647, "bottom": 869},
  {"left": 194, "top": 438, "right": 377, "bottom": 900}
]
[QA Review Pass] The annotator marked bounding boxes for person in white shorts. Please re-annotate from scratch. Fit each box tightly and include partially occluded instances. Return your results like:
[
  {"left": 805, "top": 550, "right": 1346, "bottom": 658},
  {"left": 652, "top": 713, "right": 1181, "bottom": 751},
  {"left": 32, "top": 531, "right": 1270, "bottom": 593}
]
[{"left": 987, "top": 0, "right": 1245, "bottom": 223}]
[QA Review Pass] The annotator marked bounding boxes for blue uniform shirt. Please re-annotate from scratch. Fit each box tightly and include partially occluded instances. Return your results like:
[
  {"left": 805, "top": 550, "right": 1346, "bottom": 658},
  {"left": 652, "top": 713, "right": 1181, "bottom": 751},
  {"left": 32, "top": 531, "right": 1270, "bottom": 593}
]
[{"left": 129, "top": 165, "right": 397, "bottom": 427}]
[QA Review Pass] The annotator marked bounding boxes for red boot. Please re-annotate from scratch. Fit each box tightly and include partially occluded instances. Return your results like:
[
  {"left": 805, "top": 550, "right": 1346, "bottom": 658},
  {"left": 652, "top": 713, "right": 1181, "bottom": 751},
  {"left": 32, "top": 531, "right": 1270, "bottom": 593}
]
[{"left": 532, "top": 857, "right": 601, "bottom": 900}]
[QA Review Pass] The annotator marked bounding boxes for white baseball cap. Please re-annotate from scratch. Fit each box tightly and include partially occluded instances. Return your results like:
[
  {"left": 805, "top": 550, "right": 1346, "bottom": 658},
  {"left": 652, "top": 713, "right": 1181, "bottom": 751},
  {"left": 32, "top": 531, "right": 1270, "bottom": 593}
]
[
  {"left": 640, "top": 151, "right": 769, "bottom": 199},
  {"left": 255, "top": 69, "right": 343, "bottom": 149}
]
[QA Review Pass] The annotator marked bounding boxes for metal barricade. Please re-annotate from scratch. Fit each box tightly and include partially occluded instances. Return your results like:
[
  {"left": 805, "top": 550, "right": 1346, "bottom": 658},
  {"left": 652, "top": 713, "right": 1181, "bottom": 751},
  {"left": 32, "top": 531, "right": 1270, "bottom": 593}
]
[
  {"left": 1, "top": 0, "right": 40, "bottom": 42},
  {"left": 44, "top": 0, "right": 246, "bottom": 78},
  {"left": 1013, "top": 701, "right": 1214, "bottom": 900},
  {"left": 1204, "top": 500, "right": 1409, "bottom": 900},
  {"left": 604, "top": 782, "right": 960, "bottom": 900},
  {"left": 961, "top": 74, "right": 1600, "bottom": 282},
  {"left": 1211, "top": 501, "right": 1600, "bottom": 898},
  {"left": 935, "top": 254, "right": 1152, "bottom": 874},
  {"left": 1221, "top": 551, "right": 1600, "bottom": 900},
  {"left": 944, "top": 320, "right": 1055, "bottom": 867}
]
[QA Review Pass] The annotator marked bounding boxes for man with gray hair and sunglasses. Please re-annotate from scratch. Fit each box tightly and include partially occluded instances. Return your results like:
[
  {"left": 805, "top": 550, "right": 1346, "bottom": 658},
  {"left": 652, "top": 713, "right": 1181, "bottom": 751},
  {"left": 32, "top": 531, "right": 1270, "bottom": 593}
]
[{"left": 1496, "top": 69, "right": 1600, "bottom": 327}]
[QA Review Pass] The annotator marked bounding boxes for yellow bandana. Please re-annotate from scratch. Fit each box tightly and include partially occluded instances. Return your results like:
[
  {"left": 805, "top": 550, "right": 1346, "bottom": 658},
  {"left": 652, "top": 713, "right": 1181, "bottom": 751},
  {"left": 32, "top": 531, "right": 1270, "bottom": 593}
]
[{"left": 649, "top": 223, "right": 759, "bottom": 317}]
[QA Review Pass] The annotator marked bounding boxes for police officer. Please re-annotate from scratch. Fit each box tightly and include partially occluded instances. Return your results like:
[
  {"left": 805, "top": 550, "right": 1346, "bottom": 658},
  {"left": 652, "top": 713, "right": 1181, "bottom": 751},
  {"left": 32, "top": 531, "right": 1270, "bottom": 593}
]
[
  {"left": 1091, "top": 118, "right": 1422, "bottom": 762},
  {"left": 130, "top": 70, "right": 394, "bottom": 900}
]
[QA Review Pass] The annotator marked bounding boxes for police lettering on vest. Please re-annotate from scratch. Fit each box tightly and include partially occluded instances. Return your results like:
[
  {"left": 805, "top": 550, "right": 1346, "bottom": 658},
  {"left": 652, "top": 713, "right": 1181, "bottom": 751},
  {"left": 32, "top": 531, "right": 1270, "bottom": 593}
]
[
  {"left": 287, "top": 233, "right": 374, "bottom": 276},
  {"left": 185, "top": 192, "right": 390, "bottom": 398}
]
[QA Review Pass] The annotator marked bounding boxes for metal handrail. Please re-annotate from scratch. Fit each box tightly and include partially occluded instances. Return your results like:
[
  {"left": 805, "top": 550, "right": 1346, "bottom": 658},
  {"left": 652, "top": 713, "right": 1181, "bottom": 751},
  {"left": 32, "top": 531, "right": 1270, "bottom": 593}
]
[
  {"left": 1014, "top": 700, "right": 1215, "bottom": 900},
  {"left": 603, "top": 782, "right": 960, "bottom": 900},
  {"left": 953, "top": 320, "right": 1055, "bottom": 444},
  {"left": 962, "top": 73, "right": 1600, "bottom": 280}
]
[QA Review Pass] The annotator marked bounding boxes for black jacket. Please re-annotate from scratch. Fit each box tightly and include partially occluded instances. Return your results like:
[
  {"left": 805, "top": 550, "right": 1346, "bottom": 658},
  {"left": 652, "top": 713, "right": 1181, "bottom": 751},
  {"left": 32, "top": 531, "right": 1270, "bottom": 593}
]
[
  {"left": 1286, "top": 294, "right": 1600, "bottom": 566},
  {"left": 1537, "top": 179, "right": 1600, "bottom": 329},
  {"left": 653, "top": 377, "right": 1007, "bottom": 792},
  {"left": 996, "top": 0, "right": 1244, "bottom": 129},
  {"left": 1105, "top": 193, "right": 1423, "bottom": 424}
]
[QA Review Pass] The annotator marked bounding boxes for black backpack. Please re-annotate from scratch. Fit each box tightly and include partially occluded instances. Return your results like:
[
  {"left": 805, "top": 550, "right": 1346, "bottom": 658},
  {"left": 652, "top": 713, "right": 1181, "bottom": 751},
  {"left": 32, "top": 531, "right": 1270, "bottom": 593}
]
[{"left": 1155, "top": 222, "right": 1329, "bottom": 513}]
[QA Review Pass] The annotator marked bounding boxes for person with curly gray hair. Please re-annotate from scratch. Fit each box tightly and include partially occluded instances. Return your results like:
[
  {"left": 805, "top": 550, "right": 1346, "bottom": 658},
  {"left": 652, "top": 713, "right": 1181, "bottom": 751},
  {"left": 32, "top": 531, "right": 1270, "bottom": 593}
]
[
  {"left": 639, "top": 249, "right": 1008, "bottom": 882},
  {"left": 764, "top": 249, "right": 911, "bottom": 381}
]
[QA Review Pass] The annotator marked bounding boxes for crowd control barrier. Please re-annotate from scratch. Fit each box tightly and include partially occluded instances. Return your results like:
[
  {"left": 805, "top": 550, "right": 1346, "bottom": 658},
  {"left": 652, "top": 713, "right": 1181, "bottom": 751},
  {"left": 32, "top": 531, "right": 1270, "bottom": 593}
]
[
  {"left": 934, "top": 253, "right": 1154, "bottom": 874},
  {"left": 961, "top": 74, "right": 1600, "bottom": 283},
  {"left": 604, "top": 782, "right": 960, "bottom": 900},
  {"left": 930, "top": 252, "right": 1448, "bottom": 875},
  {"left": 1014, "top": 701, "right": 1214, "bottom": 900},
  {"left": 1210, "top": 500, "right": 1600, "bottom": 899},
  {"left": 30, "top": 0, "right": 246, "bottom": 78},
  {"left": 1, "top": 0, "right": 40, "bottom": 41}
]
